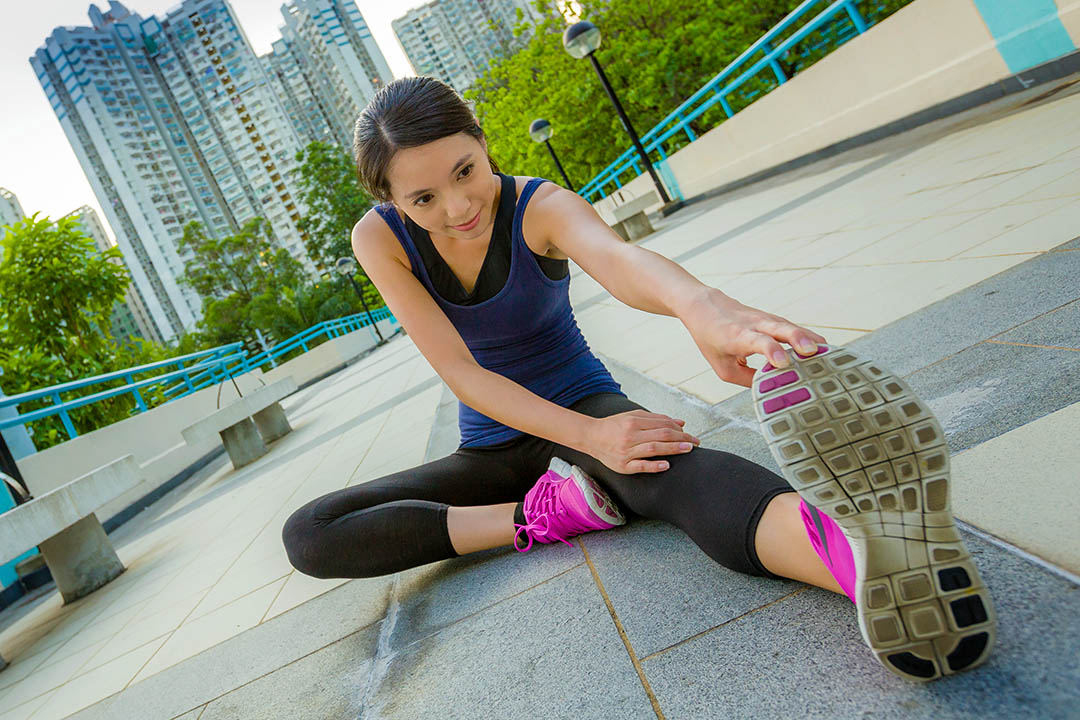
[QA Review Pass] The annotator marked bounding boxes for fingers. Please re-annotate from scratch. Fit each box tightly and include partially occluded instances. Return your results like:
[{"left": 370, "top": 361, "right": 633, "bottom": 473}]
[
  {"left": 746, "top": 330, "right": 794, "bottom": 369},
  {"left": 757, "top": 318, "right": 827, "bottom": 358},
  {"left": 718, "top": 360, "right": 757, "bottom": 387},
  {"left": 624, "top": 458, "right": 671, "bottom": 474},
  {"left": 626, "top": 409, "right": 687, "bottom": 429}
]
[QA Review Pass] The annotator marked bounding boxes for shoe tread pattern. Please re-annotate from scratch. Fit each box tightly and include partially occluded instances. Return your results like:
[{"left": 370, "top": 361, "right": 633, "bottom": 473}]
[{"left": 752, "top": 346, "right": 996, "bottom": 682}]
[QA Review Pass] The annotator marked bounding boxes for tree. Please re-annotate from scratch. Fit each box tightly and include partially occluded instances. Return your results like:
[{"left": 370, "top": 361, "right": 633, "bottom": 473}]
[
  {"left": 294, "top": 141, "right": 375, "bottom": 271},
  {"left": 468, "top": 0, "right": 915, "bottom": 192},
  {"left": 0, "top": 214, "right": 128, "bottom": 358},
  {"left": 178, "top": 216, "right": 381, "bottom": 354},
  {"left": 179, "top": 217, "right": 312, "bottom": 346},
  {"left": 0, "top": 214, "right": 165, "bottom": 448}
]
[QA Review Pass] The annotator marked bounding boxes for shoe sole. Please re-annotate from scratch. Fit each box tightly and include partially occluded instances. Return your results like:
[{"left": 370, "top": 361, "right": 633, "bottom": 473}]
[
  {"left": 752, "top": 345, "right": 996, "bottom": 682},
  {"left": 548, "top": 457, "right": 626, "bottom": 527}
]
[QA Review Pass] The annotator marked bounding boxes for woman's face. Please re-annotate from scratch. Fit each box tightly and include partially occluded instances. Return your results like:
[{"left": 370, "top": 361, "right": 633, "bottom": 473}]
[{"left": 385, "top": 132, "right": 498, "bottom": 241}]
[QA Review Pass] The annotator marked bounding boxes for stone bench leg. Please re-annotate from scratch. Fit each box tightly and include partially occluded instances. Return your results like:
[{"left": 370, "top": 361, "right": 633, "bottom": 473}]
[
  {"left": 221, "top": 417, "right": 268, "bottom": 469},
  {"left": 253, "top": 402, "right": 292, "bottom": 443},
  {"left": 621, "top": 211, "right": 654, "bottom": 241},
  {"left": 38, "top": 513, "right": 125, "bottom": 605}
]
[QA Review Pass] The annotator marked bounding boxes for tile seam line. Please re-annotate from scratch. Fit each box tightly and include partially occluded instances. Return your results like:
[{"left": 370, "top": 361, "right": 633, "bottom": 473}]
[
  {"left": 125, "top": 621, "right": 385, "bottom": 720},
  {"left": 983, "top": 339, "right": 1080, "bottom": 352},
  {"left": 980, "top": 295, "right": 1080, "bottom": 341},
  {"left": 392, "top": 560, "right": 587, "bottom": 655},
  {"left": 123, "top": 406, "right": 370, "bottom": 691},
  {"left": 955, "top": 519, "right": 1080, "bottom": 587},
  {"left": 579, "top": 539, "right": 665, "bottom": 720},
  {"left": 637, "top": 587, "right": 809, "bottom": 663}
]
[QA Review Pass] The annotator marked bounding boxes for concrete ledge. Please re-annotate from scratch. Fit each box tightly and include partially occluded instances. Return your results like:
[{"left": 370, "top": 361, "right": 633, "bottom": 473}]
[
  {"left": 0, "top": 455, "right": 141, "bottom": 568},
  {"left": 591, "top": 0, "right": 1080, "bottom": 218},
  {"left": 181, "top": 377, "right": 297, "bottom": 445},
  {"left": 681, "top": 50, "right": 1080, "bottom": 209}
]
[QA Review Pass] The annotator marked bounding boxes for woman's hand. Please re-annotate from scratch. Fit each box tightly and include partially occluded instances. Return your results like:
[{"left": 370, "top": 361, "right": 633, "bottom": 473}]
[
  {"left": 683, "top": 289, "right": 827, "bottom": 387},
  {"left": 586, "top": 410, "right": 701, "bottom": 474}
]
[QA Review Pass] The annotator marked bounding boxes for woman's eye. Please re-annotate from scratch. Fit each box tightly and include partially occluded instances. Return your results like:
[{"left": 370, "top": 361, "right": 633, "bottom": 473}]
[
  {"left": 414, "top": 194, "right": 433, "bottom": 206},
  {"left": 459, "top": 164, "right": 473, "bottom": 179}
]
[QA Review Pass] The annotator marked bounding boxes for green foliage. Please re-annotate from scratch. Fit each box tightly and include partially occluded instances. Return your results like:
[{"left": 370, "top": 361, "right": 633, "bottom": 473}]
[
  {"left": 178, "top": 217, "right": 382, "bottom": 359},
  {"left": 0, "top": 215, "right": 128, "bottom": 358},
  {"left": 0, "top": 215, "right": 174, "bottom": 449},
  {"left": 179, "top": 217, "right": 312, "bottom": 346},
  {"left": 294, "top": 141, "right": 376, "bottom": 271},
  {"left": 468, "top": 0, "right": 915, "bottom": 189}
]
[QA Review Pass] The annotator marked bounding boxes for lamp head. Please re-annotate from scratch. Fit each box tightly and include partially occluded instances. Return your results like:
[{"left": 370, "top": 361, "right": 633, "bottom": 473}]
[
  {"left": 562, "top": 20, "right": 601, "bottom": 59},
  {"left": 334, "top": 256, "right": 357, "bottom": 277},
  {"left": 528, "top": 118, "right": 553, "bottom": 143}
]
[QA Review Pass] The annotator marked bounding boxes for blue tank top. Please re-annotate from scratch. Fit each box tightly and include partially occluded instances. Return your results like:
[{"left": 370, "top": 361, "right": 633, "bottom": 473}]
[{"left": 374, "top": 177, "right": 622, "bottom": 447}]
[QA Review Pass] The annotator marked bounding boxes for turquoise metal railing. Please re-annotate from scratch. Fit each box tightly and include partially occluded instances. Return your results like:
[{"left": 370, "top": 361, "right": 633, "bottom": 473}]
[
  {"left": 578, "top": 0, "right": 886, "bottom": 202},
  {"left": 0, "top": 308, "right": 395, "bottom": 446}
]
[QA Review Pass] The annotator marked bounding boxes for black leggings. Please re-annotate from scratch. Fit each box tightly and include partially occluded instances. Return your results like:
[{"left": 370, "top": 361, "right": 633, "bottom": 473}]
[{"left": 282, "top": 393, "right": 793, "bottom": 580}]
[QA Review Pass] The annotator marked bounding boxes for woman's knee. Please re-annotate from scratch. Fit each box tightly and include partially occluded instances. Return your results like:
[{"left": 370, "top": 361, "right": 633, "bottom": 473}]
[{"left": 281, "top": 502, "right": 333, "bottom": 579}]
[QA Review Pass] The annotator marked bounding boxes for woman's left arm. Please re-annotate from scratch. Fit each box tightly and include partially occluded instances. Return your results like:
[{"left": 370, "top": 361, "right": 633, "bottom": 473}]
[{"left": 528, "top": 185, "right": 826, "bottom": 387}]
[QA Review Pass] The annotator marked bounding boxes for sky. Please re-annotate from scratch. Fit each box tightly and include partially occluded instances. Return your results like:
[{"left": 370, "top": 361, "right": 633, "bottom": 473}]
[{"left": 0, "top": 0, "right": 430, "bottom": 244}]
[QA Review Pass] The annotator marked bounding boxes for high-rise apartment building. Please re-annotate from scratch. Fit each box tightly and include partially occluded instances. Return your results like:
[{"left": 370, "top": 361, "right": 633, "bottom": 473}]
[
  {"left": 65, "top": 205, "right": 162, "bottom": 344},
  {"left": 261, "top": 38, "right": 336, "bottom": 148},
  {"left": 392, "top": 0, "right": 540, "bottom": 92},
  {"left": 0, "top": 188, "right": 26, "bottom": 263},
  {"left": 0, "top": 189, "right": 25, "bottom": 230},
  {"left": 32, "top": 0, "right": 314, "bottom": 343},
  {"left": 263, "top": 0, "right": 393, "bottom": 148}
]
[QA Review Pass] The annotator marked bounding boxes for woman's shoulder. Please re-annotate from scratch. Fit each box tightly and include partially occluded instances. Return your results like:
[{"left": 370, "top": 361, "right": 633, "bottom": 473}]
[{"left": 351, "top": 205, "right": 411, "bottom": 271}]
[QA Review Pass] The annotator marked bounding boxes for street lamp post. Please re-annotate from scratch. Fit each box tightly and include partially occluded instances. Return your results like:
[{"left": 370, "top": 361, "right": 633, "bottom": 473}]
[
  {"left": 334, "top": 256, "right": 385, "bottom": 344},
  {"left": 528, "top": 119, "right": 575, "bottom": 192},
  {"left": 562, "top": 20, "right": 683, "bottom": 216}
]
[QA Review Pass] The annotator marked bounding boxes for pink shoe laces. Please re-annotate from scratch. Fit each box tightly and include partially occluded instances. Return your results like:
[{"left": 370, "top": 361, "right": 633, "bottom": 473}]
[{"left": 513, "top": 470, "right": 603, "bottom": 553}]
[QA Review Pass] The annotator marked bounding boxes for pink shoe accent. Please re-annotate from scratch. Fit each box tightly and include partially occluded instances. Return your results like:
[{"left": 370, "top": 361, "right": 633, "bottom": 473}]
[
  {"left": 758, "top": 370, "right": 800, "bottom": 393},
  {"left": 514, "top": 458, "right": 625, "bottom": 552},
  {"left": 800, "top": 499, "right": 856, "bottom": 603}
]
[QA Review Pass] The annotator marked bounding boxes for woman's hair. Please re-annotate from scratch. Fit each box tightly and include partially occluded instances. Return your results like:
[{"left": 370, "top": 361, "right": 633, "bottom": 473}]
[{"left": 353, "top": 76, "right": 499, "bottom": 203}]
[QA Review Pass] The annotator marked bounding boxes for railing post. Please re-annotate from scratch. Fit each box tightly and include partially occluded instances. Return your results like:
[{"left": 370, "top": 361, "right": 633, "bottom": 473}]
[
  {"left": 52, "top": 392, "right": 78, "bottom": 440},
  {"left": 124, "top": 373, "right": 148, "bottom": 412},
  {"left": 719, "top": 95, "right": 734, "bottom": 118},
  {"left": 761, "top": 41, "right": 788, "bottom": 84},
  {"left": 844, "top": 0, "right": 868, "bottom": 33}
]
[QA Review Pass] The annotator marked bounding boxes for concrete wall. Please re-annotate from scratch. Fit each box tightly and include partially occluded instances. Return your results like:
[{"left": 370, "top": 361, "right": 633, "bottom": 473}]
[
  {"left": 17, "top": 370, "right": 268, "bottom": 525},
  {"left": 261, "top": 318, "right": 397, "bottom": 387},
  {"left": 14, "top": 321, "right": 397, "bottom": 528},
  {"left": 593, "top": 0, "right": 1078, "bottom": 221}
]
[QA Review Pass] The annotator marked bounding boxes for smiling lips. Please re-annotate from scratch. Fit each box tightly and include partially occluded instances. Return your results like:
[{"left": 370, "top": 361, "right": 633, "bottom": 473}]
[{"left": 451, "top": 210, "right": 481, "bottom": 232}]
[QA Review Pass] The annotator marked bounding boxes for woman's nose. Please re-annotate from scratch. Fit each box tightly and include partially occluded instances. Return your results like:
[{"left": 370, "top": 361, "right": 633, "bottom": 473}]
[{"left": 446, "top": 194, "right": 470, "bottom": 220}]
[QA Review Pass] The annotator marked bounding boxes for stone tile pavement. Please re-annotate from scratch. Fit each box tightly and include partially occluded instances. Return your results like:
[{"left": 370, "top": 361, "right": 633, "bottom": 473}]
[{"left": 0, "top": 73, "right": 1075, "bottom": 719}]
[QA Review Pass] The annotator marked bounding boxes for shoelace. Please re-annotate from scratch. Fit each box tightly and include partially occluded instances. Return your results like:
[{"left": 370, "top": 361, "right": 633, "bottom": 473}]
[{"left": 513, "top": 472, "right": 596, "bottom": 553}]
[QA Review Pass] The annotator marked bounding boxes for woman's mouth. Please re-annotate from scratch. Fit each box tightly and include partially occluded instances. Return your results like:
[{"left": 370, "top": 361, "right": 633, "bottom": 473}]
[{"left": 451, "top": 210, "right": 481, "bottom": 232}]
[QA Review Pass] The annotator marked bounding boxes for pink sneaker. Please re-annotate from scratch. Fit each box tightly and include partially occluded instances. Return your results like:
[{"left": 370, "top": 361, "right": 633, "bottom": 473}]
[
  {"left": 514, "top": 457, "right": 625, "bottom": 552},
  {"left": 754, "top": 344, "right": 996, "bottom": 682},
  {"left": 800, "top": 499, "right": 857, "bottom": 604}
]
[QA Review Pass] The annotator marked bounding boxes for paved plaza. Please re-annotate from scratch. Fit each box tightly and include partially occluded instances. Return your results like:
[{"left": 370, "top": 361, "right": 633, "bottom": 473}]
[{"left": 0, "top": 75, "right": 1076, "bottom": 719}]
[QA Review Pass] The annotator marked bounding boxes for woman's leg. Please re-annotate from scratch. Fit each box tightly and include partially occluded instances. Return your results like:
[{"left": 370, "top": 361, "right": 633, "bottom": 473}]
[
  {"left": 282, "top": 443, "right": 534, "bottom": 579},
  {"left": 532, "top": 393, "right": 843, "bottom": 592},
  {"left": 754, "top": 491, "right": 843, "bottom": 593},
  {"left": 446, "top": 503, "right": 518, "bottom": 554}
]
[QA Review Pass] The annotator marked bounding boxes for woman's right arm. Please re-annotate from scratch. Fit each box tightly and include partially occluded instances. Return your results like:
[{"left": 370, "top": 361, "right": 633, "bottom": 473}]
[{"left": 351, "top": 211, "right": 699, "bottom": 473}]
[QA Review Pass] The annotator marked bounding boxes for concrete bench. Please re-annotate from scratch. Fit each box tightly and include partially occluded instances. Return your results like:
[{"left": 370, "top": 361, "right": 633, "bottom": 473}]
[
  {"left": 181, "top": 377, "right": 297, "bottom": 470},
  {"left": 609, "top": 190, "right": 659, "bottom": 242},
  {"left": 0, "top": 454, "right": 141, "bottom": 636}
]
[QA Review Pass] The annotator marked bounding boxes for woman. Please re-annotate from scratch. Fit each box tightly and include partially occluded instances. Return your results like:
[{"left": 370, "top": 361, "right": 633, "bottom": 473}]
[{"left": 282, "top": 77, "right": 995, "bottom": 683}]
